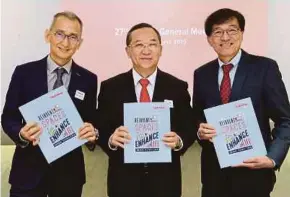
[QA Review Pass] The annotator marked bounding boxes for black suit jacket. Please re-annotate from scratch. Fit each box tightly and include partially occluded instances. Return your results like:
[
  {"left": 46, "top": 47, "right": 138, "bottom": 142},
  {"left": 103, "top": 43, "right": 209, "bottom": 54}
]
[
  {"left": 193, "top": 50, "right": 290, "bottom": 192},
  {"left": 97, "top": 69, "right": 196, "bottom": 197},
  {"left": 1, "top": 56, "right": 98, "bottom": 189}
]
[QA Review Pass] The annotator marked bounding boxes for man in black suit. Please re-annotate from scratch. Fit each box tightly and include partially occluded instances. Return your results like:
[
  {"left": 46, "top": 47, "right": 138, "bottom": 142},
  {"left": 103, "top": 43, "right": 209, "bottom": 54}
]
[
  {"left": 97, "top": 23, "right": 196, "bottom": 197},
  {"left": 1, "top": 11, "right": 98, "bottom": 197},
  {"left": 193, "top": 8, "right": 290, "bottom": 197}
]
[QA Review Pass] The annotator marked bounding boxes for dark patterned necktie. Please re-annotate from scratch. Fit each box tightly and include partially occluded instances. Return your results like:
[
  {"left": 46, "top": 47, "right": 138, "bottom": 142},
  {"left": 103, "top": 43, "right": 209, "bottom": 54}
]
[
  {"left": 220, "top": 64, "right": 233, "bottom": 104},
  {"left": 53, "top": 68, "right": 66, "bottom": 89}
]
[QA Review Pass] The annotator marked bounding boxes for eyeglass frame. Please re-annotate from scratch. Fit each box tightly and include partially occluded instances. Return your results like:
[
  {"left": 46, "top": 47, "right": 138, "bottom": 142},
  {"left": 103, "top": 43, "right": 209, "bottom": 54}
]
[
  {"left": 129, "top": 42, "right": 161, "bottom": 51},
  {"left": 211, "top": 27, "right": 241, "bottom": 37},
  {"left": 51, "top": 30, "right": 81, "bottom": 45}
]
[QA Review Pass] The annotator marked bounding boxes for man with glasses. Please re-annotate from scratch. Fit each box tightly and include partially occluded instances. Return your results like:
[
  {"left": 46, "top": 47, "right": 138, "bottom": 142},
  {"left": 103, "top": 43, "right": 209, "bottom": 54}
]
[
  {"left": 97, "top": 23, "right": 196, "bottom": 197},
  {"left": 1, "top": 11, "right": 98, "bottom": 197},
  {"left": 192, "top": 8, "right": 290, "bottom": 197}
]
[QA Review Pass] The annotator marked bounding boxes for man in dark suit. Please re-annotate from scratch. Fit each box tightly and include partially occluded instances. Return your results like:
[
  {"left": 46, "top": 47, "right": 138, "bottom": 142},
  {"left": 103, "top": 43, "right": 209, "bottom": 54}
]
[
  {"left": 193, "top": 8, "right": 290, "bottom": 197},
  {"left": 1, "top": 11, "right": 98, "bottom": 197},
  {"left": 97, "top": 23, "right": 196, "bottom": 197}
]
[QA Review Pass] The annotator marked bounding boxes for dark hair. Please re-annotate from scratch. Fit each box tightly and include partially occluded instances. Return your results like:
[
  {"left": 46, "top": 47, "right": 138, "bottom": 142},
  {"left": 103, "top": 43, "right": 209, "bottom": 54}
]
[
  {"left": 126, "top": 23, "right": 161, "bottom": 46},
  {"left": 205, "top": 8, "right": 245, "bottom": 36}
]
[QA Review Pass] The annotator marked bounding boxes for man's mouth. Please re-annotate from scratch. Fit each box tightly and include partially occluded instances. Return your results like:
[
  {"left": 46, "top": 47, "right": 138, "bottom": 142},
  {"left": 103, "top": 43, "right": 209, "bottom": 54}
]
[
  {"left": 58, "top": 47, "right": 70, "bottom": 53},
  {"left": 220, "top": 43, "right": 233, "bottom": 48},
  {"left": 140, "top": 58, "right": 152, "bottom": 61}
]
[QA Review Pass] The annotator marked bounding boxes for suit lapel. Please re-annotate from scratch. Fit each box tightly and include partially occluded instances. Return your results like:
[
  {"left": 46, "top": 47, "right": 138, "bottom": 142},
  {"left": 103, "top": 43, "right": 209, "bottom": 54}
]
[
  {"left": 35, "top": 56, "right": 49, "bottom": 96},
  {"left": 152, "top": 69, "right": 166, "bottom": 102},
  {"left": 122, "top": 70, "right": 138, "bottom": 103},
  {"left": 208, "top": 60, "right": 223, "bottom": 105},
  {"left": 124, "top": 69, "right": 164, "bottom": 103},
  {"left": 68, "top": 61, "right": 83, "bottom": 100},
  {"left": 230, "top": 50, "right": 252, "bottom": 102}
]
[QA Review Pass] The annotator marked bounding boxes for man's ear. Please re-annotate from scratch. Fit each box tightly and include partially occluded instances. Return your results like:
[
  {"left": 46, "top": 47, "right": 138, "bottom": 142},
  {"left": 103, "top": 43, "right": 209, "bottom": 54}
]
[
  {"left": 240, "top": 31, "right": 244, "bottom": 42},
  {"left": 76, "top": 38, "right": 83, "bottom": 50},
  {"left": 125, "top": 46, "right": 131, "bottom": 58},
  {"left": 207, "top": 36, "right": 213, "bottom": 47},
  {"left": 44, "top": 29, "right": 50, "bottom": 43}
]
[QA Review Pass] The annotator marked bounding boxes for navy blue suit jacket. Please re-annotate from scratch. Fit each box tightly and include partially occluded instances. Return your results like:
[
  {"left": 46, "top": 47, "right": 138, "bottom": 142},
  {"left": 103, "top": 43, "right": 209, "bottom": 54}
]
[
  {"left": 1, "top": 56, "right": 98, "bottom": 189},
  {"left": 193, "top": 50, "right": 290, "bottom": 192}
]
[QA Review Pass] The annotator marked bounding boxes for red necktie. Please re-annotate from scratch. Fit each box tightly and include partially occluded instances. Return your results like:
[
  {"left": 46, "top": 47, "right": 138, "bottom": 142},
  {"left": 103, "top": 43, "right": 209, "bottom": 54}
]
[
  {"left": 220, "top": 64, "right": 233, "bottom": 104},
  {"left": 139, "top": 78, "right": 150, "bottom": 102}
]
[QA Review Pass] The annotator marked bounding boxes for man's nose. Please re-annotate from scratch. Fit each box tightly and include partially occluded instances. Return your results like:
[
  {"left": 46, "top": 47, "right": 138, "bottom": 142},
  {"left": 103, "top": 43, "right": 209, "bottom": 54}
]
[
  {"left": 220, "top": 31, "right": 230, "bottom": 41},
  {"left": 141, "top": 45, "right": 151, "bottom": 54},
  {"left": 61, "top": 36, "right": 70, "bottom": 46}
]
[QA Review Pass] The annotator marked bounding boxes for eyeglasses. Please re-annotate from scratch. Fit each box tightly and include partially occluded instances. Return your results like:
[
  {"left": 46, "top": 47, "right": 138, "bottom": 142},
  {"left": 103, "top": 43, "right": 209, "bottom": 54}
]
[
  {"left": 211, "top": 28, "right": 240, "bottom": 37},
  {"left": 129, "top": 42, "right": 161, "bottom": 51},
  {"left": 53, "top": 31, "right": 80, "bottom": 45}
]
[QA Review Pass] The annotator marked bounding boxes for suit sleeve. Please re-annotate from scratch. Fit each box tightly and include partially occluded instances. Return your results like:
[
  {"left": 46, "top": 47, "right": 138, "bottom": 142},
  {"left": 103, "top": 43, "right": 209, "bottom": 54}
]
[
  {"left": 1, "top": 66, "right": 26, "bottom": 145},
  {"left": 83, "top": 74, "right": 98, "bottom": 126},
  {"left": 264, "top": 60, "right": 290, "bottom": 168},
  {"left": 96, "top": 81, "right": 121, "bottom": 157},
  {"left": 83, "top": 74, "right": 98, "bottom": 151},
  {"left": 174, "top": 81, "right": 197, "bottom": 154},
  {"left": 192, "top": 70, "right": 210, "bottom": 148}
]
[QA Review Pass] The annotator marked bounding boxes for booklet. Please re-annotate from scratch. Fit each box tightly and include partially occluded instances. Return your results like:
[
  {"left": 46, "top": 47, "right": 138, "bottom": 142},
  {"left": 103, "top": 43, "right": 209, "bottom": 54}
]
[
  {"left": 123, "top": 102, "right": 171, "bottom": 163},
  {"left": 19, "top": 86, "right": 87, "bottom": 163},
  {"left": 204, "top": 97, "right": 267, "bottom": 168}
]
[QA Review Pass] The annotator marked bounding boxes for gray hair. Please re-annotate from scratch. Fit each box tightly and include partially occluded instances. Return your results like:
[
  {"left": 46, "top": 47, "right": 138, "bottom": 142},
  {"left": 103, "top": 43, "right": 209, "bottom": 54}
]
[{"left": 50, "top": 11, "right": 83, "bottom": 33}]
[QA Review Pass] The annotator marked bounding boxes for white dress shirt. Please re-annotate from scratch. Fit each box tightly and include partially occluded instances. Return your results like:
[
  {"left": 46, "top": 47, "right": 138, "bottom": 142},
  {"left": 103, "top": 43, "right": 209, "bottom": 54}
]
[
  {"left": 217, "top": 49, "right": 242, "bottom": 88},
  {"left": 132, "top": 68, "right": 157, "bottom": 102}
]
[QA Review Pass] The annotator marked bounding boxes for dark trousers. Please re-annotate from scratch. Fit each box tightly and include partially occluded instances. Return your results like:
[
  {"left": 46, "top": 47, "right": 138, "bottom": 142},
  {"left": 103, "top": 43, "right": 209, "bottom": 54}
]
[
  {"left": 110, "top": 196, "right": 180, "bottom": 197},
  {"left": 201, "top": 167, "right": 274, "bottom": 197},
  {"left": 202, "top": 186, "right": 270, "bottom": 197},
  {"left": 110, "top": 173, "right": 180, "bottom": 197},
  {"left": 10, "top": 183, "right": 82, "bottom": 197}
]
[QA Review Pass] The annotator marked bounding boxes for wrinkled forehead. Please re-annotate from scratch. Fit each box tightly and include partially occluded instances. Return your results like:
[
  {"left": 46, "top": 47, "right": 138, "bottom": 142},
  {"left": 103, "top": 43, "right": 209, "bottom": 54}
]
[
  {"left": 130, "top": 28, "right": 159, "bottom": 43},
  {"left": 51, "top": 16, "right": 82, "bottom": 35}
]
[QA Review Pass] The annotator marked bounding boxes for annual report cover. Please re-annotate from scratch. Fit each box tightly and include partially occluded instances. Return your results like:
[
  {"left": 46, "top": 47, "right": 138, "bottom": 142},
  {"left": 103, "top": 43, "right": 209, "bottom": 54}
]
[
  {"left": 204, "top": 97, "right": 267, "bottom": 168},
  {"left": 19, "top": 86, "right": 87, "bottom": 163},
  {"left": 124, "top": 102, "right": 171, "bottom": 163}
]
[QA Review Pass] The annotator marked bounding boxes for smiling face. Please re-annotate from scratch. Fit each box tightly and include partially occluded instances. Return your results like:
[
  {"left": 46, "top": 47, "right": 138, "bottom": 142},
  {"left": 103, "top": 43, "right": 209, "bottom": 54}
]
[
  {"left": 207, "top": 17, "right": 243, "bottom": 63},
  {"left": 126, "top": 27, "right": 162, "bottom": 77},
  {"left": 45, "top": 16, "right": 83, "bottom": 66}
]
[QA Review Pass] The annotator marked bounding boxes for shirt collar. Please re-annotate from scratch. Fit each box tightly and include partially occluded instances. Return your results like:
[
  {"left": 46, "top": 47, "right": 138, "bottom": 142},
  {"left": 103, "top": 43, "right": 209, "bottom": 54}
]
[
  {"left": 132, "top": 68, "right": 158, "bottom": 87},
  {"left": 218, "top": 49, "right": 242, "bottom": 68},
  {"left": 47, "top": 55, "right": 72, "bottom": 74}
]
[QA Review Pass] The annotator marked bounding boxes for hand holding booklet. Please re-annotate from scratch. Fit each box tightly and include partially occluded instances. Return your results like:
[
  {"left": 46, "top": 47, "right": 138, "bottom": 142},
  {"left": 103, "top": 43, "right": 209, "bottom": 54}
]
[
  {"left": 204, "top": 97, "right": 267, "bottom": 168},
  {"left": 123, "top": 102, "right": 172, "bottom": 163},
  {"left": 19, "top": 86, "right": 87, "bottom": 163}
]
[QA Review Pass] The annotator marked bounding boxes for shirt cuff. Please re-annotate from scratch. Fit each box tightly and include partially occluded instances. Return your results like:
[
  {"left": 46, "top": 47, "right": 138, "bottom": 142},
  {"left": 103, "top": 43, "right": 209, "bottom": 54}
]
[
  {"left": 18, "top": 132, "right": 29, "bottom": 148},
  {"left": 108, "top": 134, "right": 118, "bottom": 151},
  {"left": 197, "top": 130, "right": 201, "bottom": 140},
  {"left": 173, "top": 135, "right": 183, "bottom": 151},
  {"left": 270, "top": 158, "right": 276, "bottom": 168},
  {"left": 95, "top": 128, "right": 99, "bottom": 140}
]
